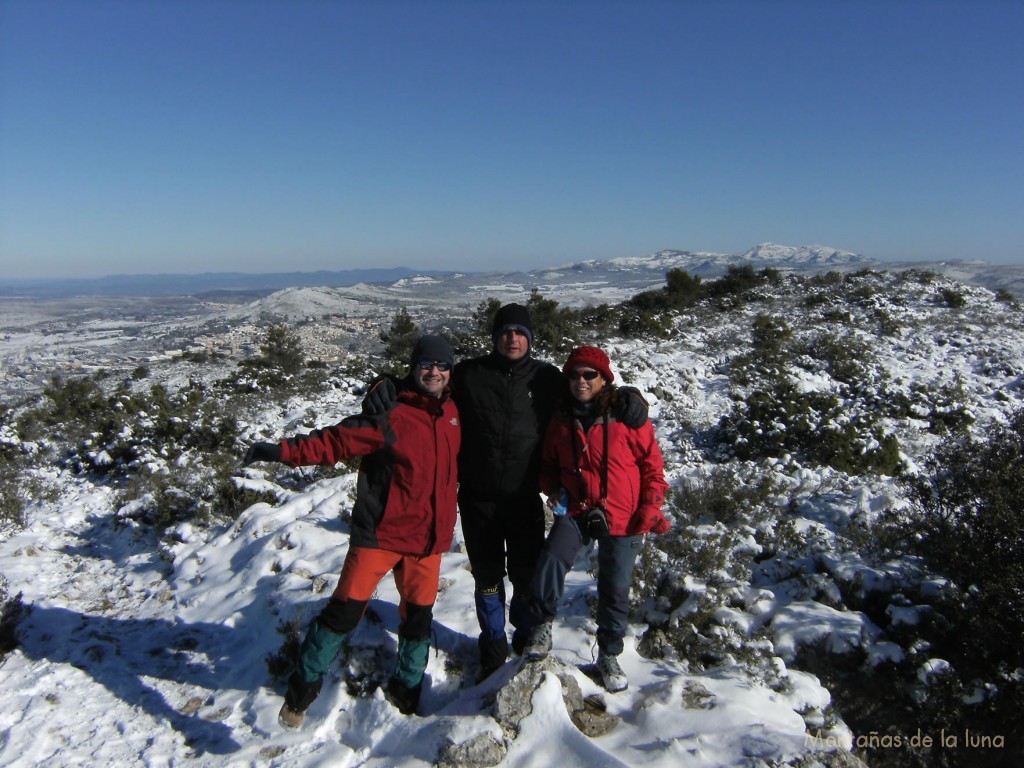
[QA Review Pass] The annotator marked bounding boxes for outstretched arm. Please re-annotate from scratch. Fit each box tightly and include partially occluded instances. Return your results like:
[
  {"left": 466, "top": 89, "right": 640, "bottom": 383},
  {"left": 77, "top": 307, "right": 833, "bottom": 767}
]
[{"left": 242, "top": 414, "right": 387, "bottom": 468}]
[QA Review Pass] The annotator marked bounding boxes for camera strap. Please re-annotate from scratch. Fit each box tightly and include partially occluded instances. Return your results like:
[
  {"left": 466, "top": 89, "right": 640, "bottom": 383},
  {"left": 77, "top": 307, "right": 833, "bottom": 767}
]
[{"left": 570, "top": 412, "right": 610, "bottom": 506}]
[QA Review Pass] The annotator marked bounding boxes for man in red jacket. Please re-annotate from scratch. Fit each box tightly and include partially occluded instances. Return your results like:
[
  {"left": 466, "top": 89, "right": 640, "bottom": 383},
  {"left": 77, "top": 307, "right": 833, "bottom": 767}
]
[{"left": 243, "top": 335, "right": 460, "bottom": 728}]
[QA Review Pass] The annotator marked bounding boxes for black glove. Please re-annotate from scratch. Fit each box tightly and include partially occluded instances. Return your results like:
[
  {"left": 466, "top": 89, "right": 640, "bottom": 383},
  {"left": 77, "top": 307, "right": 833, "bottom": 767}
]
[
  {"left": 362, "top": 375, "right": 398, "bottom": 415},
  {"left": 243, "top": 441, "right": 282, "bottom": 466},
  {"left": 615, "top": 386, "right": 649, "bottom": 428}
]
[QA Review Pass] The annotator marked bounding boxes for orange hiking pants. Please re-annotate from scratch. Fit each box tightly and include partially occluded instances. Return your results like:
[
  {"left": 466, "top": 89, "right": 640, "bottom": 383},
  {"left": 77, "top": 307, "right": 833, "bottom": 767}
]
[{"left": 331, "top": 546, "right": 442, "bottom": 631}]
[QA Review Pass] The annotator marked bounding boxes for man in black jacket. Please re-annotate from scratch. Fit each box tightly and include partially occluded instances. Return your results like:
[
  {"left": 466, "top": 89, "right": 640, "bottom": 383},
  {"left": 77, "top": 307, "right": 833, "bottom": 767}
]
[
  {"left": 365, "top": 303, "right": 648, "bottom": 680},
  {"left": 454, "top": 303, "right": 566, "bottom": 679}
]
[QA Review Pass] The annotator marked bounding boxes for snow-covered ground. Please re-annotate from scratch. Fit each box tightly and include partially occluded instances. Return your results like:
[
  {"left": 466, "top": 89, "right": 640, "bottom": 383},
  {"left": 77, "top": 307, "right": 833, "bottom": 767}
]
[
  {"left": 0, "top": 462, "right": 834, "bottom": 767},
  {"left": 2, "top": 258, "right": 1022, "bottom": 766}
]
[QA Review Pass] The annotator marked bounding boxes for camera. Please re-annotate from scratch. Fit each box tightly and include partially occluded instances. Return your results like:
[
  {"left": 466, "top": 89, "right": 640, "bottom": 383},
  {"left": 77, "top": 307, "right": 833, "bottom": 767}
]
[{"left": 582, "top": 506, "right": 610, "bottom": 540}]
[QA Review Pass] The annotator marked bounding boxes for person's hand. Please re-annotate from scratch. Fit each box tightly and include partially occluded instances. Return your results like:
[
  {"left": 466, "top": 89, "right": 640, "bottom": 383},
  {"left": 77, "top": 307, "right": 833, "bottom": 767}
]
[
  {"left": 647, "top": 512, "right": 671, "bottom": 534},
  {"left": 362, "top": 376, "right": 398, "bottom": 415},
  {"left": 615, "top": 386, "right": 649, "bottom": 428},
  {"left": 243, "top": 441, "right": 282, "bottom": 466},
  {"left": 627, "top": 510, "right": 671, "bottom": 535}
]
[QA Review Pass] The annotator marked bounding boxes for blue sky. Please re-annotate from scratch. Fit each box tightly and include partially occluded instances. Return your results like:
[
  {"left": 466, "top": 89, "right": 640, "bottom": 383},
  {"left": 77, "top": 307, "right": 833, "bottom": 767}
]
[{"left": 2, "top": 0, "right": 1022, "bottom": 279}]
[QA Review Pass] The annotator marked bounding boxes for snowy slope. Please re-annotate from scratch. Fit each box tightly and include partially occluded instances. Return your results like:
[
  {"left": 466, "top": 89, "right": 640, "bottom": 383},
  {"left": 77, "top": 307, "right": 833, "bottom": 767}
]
[{"left": 2, "top": 251, "right": 1023, "bottom": 766}]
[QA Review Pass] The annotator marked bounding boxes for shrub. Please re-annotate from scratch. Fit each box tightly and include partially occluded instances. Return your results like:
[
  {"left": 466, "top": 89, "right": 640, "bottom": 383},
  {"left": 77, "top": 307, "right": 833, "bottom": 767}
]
[
  {"left": 822, "top": 414, "right": 1024, "bottom": 768},
  {"left": 720, "top": 382, "right": 903, "bottom": 476},
  {"left": 0, "top": 459, "right": 26, "bottom": 528},
  {"left": 897, "top": 410, "right": 1024, "bottom": 673},
  {"left": 633, "top": 468, "right": 783, "bottom": 676},
  {"left": 379, "top": 307, "right": 420, "bottom": 371},
  {"left": 618, "top": 308, "right": 674, "bottom": 339},
  {"left": 750, "top": 314, "right": 792, "bottom": 363},
  {"left": 525, "top": 289, "right": 580, "bottom": 353},
  {"left": 939, "top": 287, "right": 967, "bottom": 309},
  {"left": 796, "top": 331, "right": 872, "bottom": 386},
  {"left": 666, "top": 267, "right": 703, "bottom": 302},
  {"left": 237, "top": 325, "right": 307, "bottom": 390}
]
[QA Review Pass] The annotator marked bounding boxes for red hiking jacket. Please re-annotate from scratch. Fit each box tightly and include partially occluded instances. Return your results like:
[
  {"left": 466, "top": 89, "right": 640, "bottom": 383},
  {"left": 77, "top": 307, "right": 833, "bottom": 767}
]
[
  {"left": 540, "top": 411, "right": 667, "bottom": 536},
  {"left": 277, "top": 386, "right": 460, "bottom": 556}
]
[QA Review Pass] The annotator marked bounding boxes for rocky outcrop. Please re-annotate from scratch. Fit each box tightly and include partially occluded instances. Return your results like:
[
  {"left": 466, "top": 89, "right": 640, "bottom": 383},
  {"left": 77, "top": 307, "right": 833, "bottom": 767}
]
[{"left": 436, "top": 657, "right": 620, "bottom": 767}]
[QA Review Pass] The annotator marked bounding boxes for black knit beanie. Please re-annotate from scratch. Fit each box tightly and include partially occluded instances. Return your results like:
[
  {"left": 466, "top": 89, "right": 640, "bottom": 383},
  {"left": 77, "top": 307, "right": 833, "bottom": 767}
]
[
  {"left": 410, "top": 335, "right": 454, "bottom": 368},
  {"left": 491, "top": 303, "right": 534, "bottom": 347}
]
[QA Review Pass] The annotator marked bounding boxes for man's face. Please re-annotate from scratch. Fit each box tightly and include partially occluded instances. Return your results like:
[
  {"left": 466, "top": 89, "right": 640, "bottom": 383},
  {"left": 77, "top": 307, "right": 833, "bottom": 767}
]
[
  {"left": 413, "top": 360, "right": 451, "bottom": 398},
  {"left": 496, "top": 328, "right": 529, "bottom": 361}
]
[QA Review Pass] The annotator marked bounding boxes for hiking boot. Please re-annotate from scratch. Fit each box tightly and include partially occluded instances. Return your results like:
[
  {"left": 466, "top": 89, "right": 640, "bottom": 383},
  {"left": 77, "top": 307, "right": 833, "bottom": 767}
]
[
  {"left": 522, "top": 622, "right": 552, "bottom": 660},
  {"left": 596, "top": 652, "right": 628, "bottom": 692},
  {"left": 278, "top": 671, "right": 321, "bottom": 729},
  {"left": 477, "top": 635, "right": 509, "bottom": 682},
  {"left": 386, "top": 676, "right": 423, "bottom": 715},
  {"left": 278, "top": 702, "right": 306, "bottom": 729}
]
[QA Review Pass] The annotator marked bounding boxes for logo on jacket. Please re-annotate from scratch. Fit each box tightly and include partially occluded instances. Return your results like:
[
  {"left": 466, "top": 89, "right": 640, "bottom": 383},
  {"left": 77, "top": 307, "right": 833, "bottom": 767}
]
[{"left": 450, "top": 418, "right": 459, "bottom": 426}]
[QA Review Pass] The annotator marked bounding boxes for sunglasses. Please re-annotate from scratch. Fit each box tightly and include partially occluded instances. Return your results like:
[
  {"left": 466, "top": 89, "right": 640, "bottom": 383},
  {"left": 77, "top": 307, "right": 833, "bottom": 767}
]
[
  {"left": 567, "top": 369, "right": 600, "bottom": 381},
  {"left": 416, "top": 359, "right": 452, "bottom": 372}
]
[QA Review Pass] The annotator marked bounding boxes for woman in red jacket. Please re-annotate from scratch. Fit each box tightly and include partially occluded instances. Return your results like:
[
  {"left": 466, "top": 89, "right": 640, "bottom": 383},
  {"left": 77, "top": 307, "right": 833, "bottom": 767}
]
[
  {"left": 522, "top": 345, "right": 670, "bottom": 692},
  {"left": 243, "top": 335, "right": 459, "bottom": 727}
]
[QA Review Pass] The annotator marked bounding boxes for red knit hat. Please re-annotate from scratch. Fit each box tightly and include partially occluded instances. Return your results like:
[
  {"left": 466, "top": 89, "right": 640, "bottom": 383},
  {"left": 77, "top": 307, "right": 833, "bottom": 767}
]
[{"left": 562, "top": 345, "right": 614, "bottom": 383}]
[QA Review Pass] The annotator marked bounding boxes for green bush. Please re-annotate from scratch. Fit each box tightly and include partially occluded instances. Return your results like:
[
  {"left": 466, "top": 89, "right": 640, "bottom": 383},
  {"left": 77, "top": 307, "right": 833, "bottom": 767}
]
[
  {"left": 897, "top": 410, "right": 1024, "bottom": 672},
  {"left": 618, "top": 308, "right": 674, "bottom": 339},
  {"left": 0, "top": 460, "right": 27, "bottom": 529},
  {"left": 525, "top": 289, "right": 580, "bottom": 353},
  {"left": 379, "top": 307, "right": 420, "bottom": 371},
  {"left": 633, "top": 468, "right": 783, "bottom": 675},
  {"left": 237, "top": 324, "right": 307, "bottom": 389},
  {"left": 720, "top": 382, "right": 903, "bottom": 476},
  {"left": 825, "top": 412, "right": 1024, "bottom": 768},
  {"left": 939, "top": 287, "right": 967, "bottom": 309}
]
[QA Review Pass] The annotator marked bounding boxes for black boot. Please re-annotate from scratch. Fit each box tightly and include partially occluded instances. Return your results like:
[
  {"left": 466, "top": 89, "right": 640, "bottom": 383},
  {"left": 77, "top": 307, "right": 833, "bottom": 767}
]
[
  {"left": 477, "top": 634, "right": 509, "bottom": 681},
  {"left": 279, "top": 672, "right": 322, "bottom": 728},
  {"left": 386, "top": 676, "right": 423, "bottom": 715}
]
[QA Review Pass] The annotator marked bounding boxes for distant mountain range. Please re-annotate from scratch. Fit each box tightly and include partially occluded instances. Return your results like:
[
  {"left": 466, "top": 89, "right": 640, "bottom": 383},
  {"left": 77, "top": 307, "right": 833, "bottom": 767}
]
[
  {"left": 0, "top": 267, "right": 456, "bottom": 300},
  {"left": 3, "top": 244, "right": 1023, "bottom": 301}
]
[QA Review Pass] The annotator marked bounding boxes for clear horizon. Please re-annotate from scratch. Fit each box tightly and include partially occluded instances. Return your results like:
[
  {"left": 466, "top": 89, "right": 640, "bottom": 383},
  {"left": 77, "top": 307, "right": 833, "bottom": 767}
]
[{"left": 2, "top": 0, "right": 1022, "bottom": 280}]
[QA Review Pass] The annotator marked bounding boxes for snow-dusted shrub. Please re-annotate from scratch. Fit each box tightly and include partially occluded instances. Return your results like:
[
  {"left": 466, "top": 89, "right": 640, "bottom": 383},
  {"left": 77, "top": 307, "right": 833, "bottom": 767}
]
[
  {"left": 266, "top": 616, "right": 304, "bottom": 681},
  {"left": 720, "top": 382, "right": 903, "bottom": 476},
  {"left": 617, "top": 266, "right": 782, "bottom": 340},
  {"left": 938, "top": 287, "right": 967, "bottom": 309},
  {"left": 720, "top": 310, "right": 903, "bottom": 476},
  {"left": 115, "top": 458, "right": 277, "bottom": 536},
  {"left": 617, "top": 308, "right": 675, "bottom": 339},
  {"left": 525, "top": 289, "right": 582, "bottom": 353},
  {"left": 0, "top": 461, "right": 26, "bottom": 529},
  {"left": 818, "top": 412, "right": 1024, "bottom": 768},
  {"left": 897, "top": 410, "right": 1024, "bottom": 672},
  {"left": 794, "top": 330, "right": 873, "bottom": 386},
  {"left": 15, "top": 374, "right": 108, "bottom": 443},
  {"left": 0, "top": 410, "right": 27, "bottom": 528},
  {"left": 912, "top": 378, "right": 976, "bottom": 435},
  {"left": 633, "top": 467, "right": 783, "bottom": 675},
  {"left": 378, "top": 307, "right": 420, "bottom": 372},
  {"left": 237, "top": 323, "right": 307, "bottom": 389}
]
